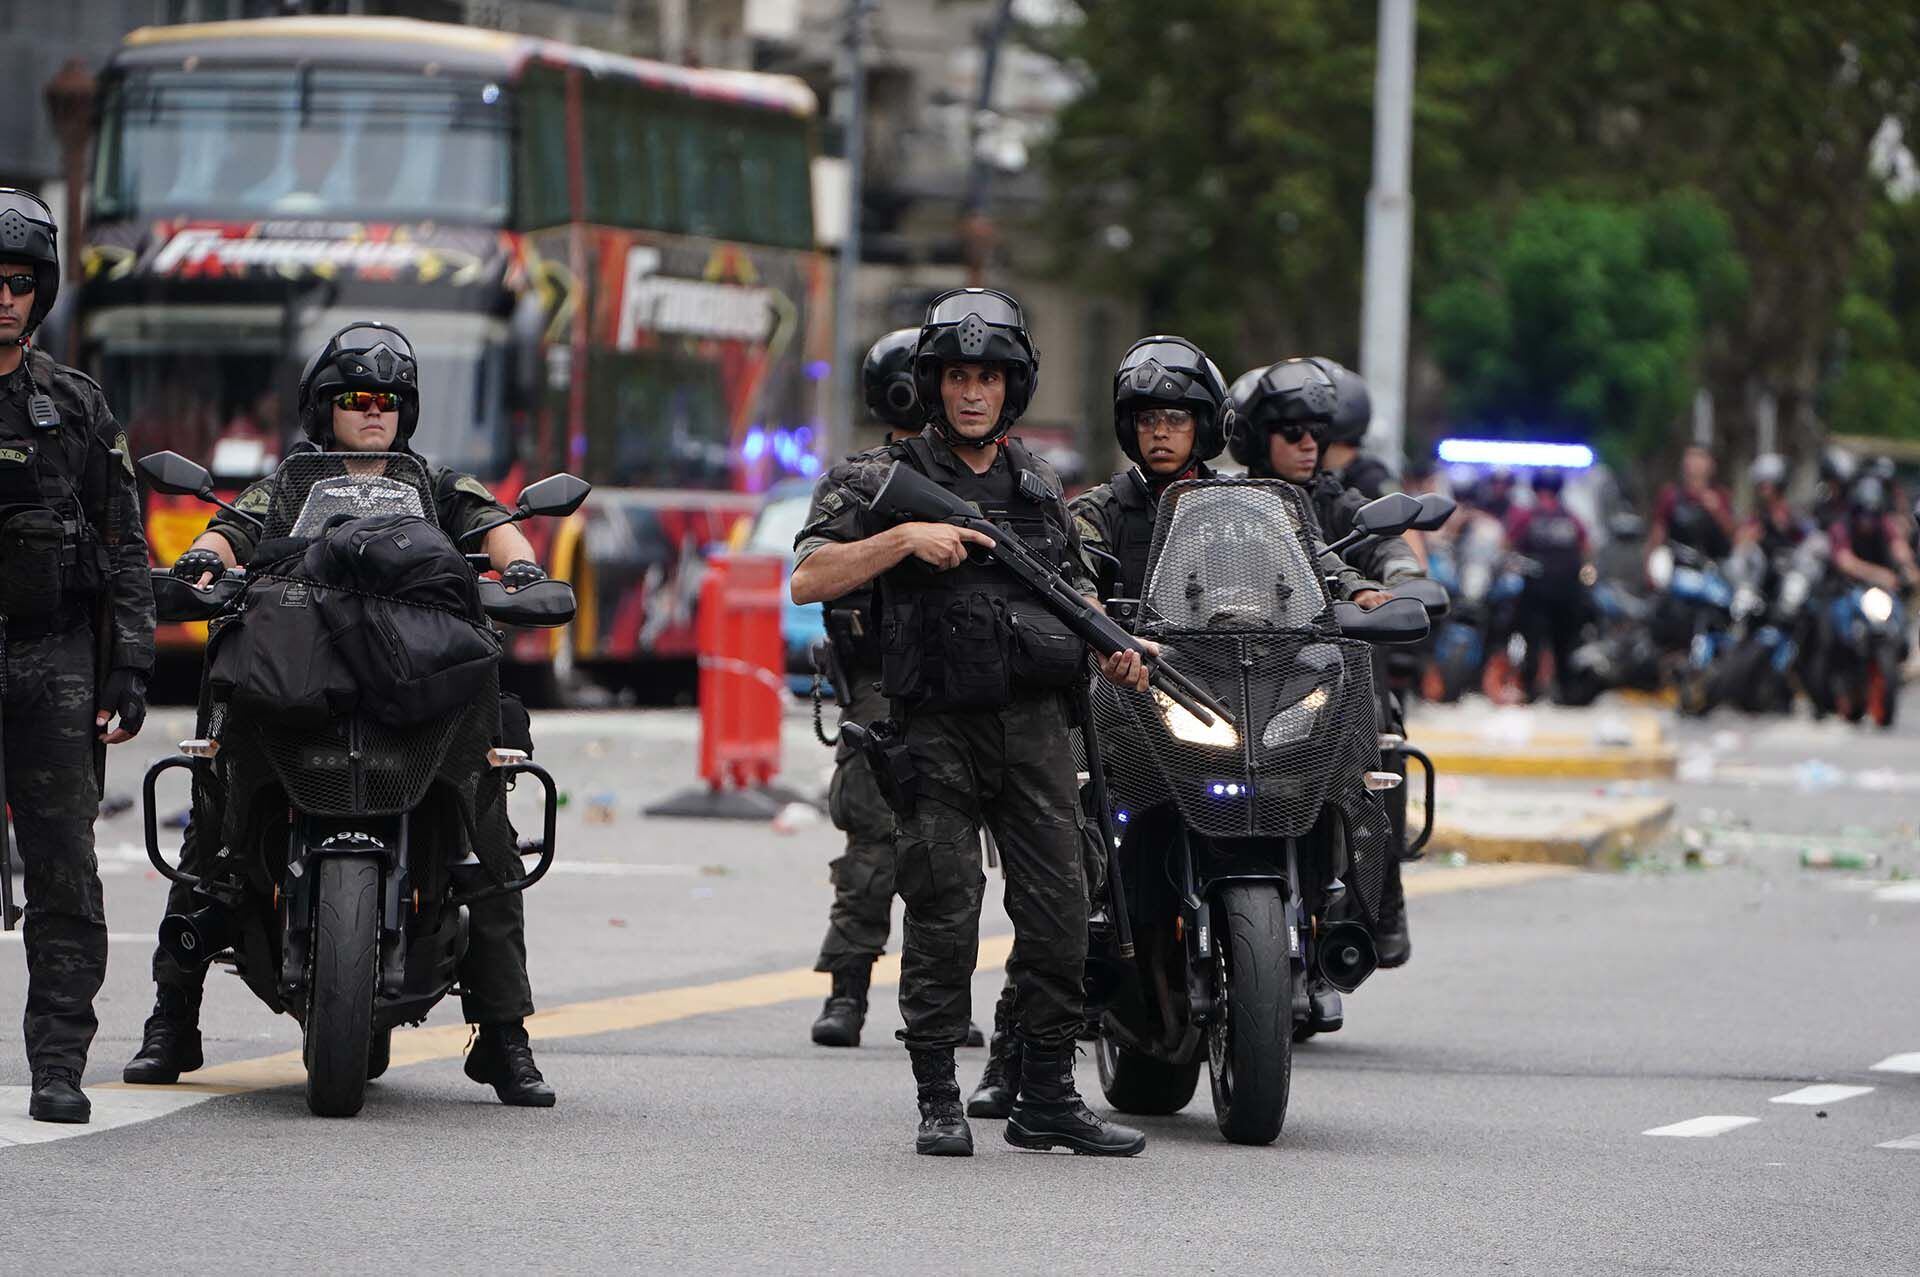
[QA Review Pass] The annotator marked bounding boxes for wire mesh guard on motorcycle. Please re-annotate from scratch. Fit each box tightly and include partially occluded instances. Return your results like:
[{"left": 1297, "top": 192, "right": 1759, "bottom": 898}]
[{"left": 1087, "top": 478, "right": 1392, "bottom": 923}]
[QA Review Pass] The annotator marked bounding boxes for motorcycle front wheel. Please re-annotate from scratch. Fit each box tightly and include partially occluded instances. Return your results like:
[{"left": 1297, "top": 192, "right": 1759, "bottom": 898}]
[
  {"left": 1869, "top": 650, "right": 1900, "bottom": 729},
  {"left": 1207, "top": 883, "right": 1292, "bottom": 1145},
  {"left": 304, "top": 855, "right": 381, "bottom": 1117}
]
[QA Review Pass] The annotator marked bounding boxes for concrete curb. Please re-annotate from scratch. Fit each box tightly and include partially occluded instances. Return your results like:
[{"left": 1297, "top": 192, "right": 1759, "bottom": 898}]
[
  {"left": 1419, "top": 747, "right": 1678, "bottom": 781},
  {"left": 1416, "top": 796, "right": 1676, "bottom": 868}
]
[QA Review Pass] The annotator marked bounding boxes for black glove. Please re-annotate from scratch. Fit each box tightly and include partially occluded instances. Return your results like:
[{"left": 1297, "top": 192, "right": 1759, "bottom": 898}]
[
  {"left": 171, "top": 548, "right": 227, "bottom": 584},
  {"left": 501, "top": 559, "right": 548, "bottom": 592},
  {"left": 99, "top": 667, "right": 148, "bottom": 739}
]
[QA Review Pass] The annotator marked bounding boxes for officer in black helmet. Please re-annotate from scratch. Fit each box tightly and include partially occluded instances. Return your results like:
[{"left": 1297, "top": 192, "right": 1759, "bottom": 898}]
[
  {"left": 0, "top": 189, "right": 154, "bottom": 1124},
  {"left": 125, "top": 322, "right": 557, "bottom": 1107},
  {"left": 791, "top": 287, "right": 1149, "bottom": 1158},
  {"left": 809, "top": 327, "right": 984, "bottom": 1052}
]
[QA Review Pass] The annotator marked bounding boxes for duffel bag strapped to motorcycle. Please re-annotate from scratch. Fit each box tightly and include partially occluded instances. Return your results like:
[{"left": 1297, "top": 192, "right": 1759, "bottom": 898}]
[{"left": 206, "top": 575, "right": 359, "bottom": 724}]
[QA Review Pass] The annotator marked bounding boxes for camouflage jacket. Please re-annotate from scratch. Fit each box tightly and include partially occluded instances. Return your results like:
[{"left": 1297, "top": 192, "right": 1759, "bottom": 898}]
[
  {"left": 0, "top": 348, "right": 155, "bottom": 672},
  {"left": 1309, "top": 471, "right": 1423, "bottom": 587}
]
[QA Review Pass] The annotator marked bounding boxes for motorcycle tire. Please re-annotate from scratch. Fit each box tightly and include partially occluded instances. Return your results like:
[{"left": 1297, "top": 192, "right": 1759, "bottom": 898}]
[
  {"left": 366, "top": 1027, "right": 394, "bottom": 1082},
  {"left": 1207, "top": 883, "right": 1292, "bottom": 1146},
  {"left": 1676, "top": 671, "right": 1714, "bottom": 718},
  {"left": 304, "top": 855, "right": 381, "bottom": 1118},
  {"left": 1095, "top": 1034, "right": 1202, "bottom": 1116}
]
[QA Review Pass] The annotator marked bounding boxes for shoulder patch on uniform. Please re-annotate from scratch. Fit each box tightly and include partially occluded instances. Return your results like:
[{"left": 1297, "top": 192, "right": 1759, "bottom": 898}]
[
  {"left": 236, "top": 485, "right": 272, "bottom": 514},
  {"left": 453, "top": 474, "right": 497, "bottom": 502},
  {"left": 818, "top": 489, "right": 847, "bottom": 517},
  {"left": 113, "top": 431, "right": 134, "bottom": 475}
]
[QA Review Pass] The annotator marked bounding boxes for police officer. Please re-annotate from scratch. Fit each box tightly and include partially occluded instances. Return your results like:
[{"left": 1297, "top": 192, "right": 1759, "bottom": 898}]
[
  {"left": 1503, "top": 470, "right": 1594, "bottom": 702},
  {"left": 1225, "top": 359, "right": 1403, "bottom": 1019},
  {"left": 0, "top": 189, "right": 154, "bottom": 1124},
  {"left": 810, "top": 329, "right": 982, "bottom": 1052},
  {"left": 123, "top": 323, "right": 556, "bottom": 1106},
  {"left": 790, "top": 288, "right": 1148, "bottom": 1158}
]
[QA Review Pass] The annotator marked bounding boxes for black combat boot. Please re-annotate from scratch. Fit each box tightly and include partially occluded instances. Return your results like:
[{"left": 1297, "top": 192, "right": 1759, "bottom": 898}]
[
  {"left": 966, "top": 984, "right": 1022, "bottom": 1118},
  {"left": 464, "top": 1020, "right": 556, "bottom": 1107},
  {"left": 910, "top": 1047, "right": 973, "bottom": 1156},
  {"left": 29, "top": 1067, "right": 90, "bottom": 1124},
  {"left": 809, "top": 958, "right": 873, "bottom": 1048},
  {"left": 1374, "top": 861, "right": 1412, "bottom": 969},
  {"left": 1005, "top": 1041, "right": 1146, "bottom": 1157},
  {"left": 123, "top": 984, "right": 205, "bottom": 1084}
]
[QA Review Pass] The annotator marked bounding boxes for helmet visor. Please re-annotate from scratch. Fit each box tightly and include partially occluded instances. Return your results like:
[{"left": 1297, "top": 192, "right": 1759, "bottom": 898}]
[
  {"left": 1124, "top": 339, "right": 1206, "bottom": 377},
  {"left": 0, "top": 190, "right": 54, "bottom": 228},
  {"left": 328, "top": 323, "right": 416, "bottom": 364},
  {"left": 924, "top": 288, "right": 1024, "bottom": 330}
]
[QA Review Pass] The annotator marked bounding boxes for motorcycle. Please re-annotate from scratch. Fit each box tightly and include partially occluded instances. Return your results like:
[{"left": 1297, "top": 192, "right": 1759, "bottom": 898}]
[
  {"left": 1698, "top": 538, "right": 1822, "bottom": 716},
  {"left": 137, "top": 449, "right": 587, "bottom": 1117},
  {"left": 1556, "top": 580, "right": 1660, "bottom": 708},
  {"left": 1085, "top": 482, "right": 1430, "bottom": 1145},
  {"left": 1817, "top": 579, "right": 1907, "bottom": 728},
  {"left": 1646, "top": 543, "right": 1735, "bottom": 716}
]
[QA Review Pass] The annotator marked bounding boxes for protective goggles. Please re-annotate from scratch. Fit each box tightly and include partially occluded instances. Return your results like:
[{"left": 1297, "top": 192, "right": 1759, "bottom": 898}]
[
  {"left": 1134, "top": 407, "right": 1197, "bottom": 432},
  {"left": 924, "top": 287, "right": 1025, "bottom": 331},
  {"left": 333, "top": 390, "right": 403, "bottom": 413}
]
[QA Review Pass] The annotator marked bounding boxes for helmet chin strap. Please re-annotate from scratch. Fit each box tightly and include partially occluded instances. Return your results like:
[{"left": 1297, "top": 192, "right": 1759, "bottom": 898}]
[{"left": 936, "top": 414, "right": 1011, "bottom": 450}]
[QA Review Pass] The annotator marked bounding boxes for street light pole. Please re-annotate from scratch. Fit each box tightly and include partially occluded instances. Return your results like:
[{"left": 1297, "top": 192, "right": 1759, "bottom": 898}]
[
  {"left": 1359, "top": 0, "right": 1416, "bottom": 473},
  {"left": 827, "top": 0, "right": 875, "bottom": 467}
]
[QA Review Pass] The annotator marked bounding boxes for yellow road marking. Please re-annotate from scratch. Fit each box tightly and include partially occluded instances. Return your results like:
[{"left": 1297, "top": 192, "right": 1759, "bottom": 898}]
[{"left": 101, "top": 864, "right": 1563, "bottom": 1097}]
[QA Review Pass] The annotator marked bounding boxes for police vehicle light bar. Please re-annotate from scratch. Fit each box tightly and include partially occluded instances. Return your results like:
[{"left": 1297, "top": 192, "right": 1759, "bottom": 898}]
[{"left": 1435, "top": 439, "right": 1596, "bottom": 469}]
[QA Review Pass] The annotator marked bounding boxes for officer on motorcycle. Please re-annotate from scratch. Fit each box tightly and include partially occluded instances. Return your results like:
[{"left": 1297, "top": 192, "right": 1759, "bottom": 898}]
[
  {"left": 1648, "top": 444, "right": 1736, "bottom": 568},
  {"left": 810, "top": 329, "right": 983, "bottom": 1053},
  {"left": 1503, "top": 470, "right": 1594, "bottom": 703},
  {"left": 1223, "top": 358, "right": 1400, "bottom": 1014},
  {"left": 0, "top": 189, "right": 154, "bottom": 1124},
  {"left": 125, "top": 323, "right": 558, "bottom": 1106},
  {"left": 790, "top": 287, "right": 1149, "bottom": 1158},
  {"left": 1827, "top": 475, "right": 1920, "bottom": 596}
]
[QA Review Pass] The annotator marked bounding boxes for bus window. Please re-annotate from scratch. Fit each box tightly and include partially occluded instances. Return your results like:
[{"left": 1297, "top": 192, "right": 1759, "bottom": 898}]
[
  {"left": 588, "top": 350, "right": 730, "bottom": 489},
  {"left": 94, "top": 69, "right": 509, "bottom": 224},
  {"left": 586, "top": 80, "right": 672, "bottom": 231},
  {"left": 516, "top": 66, "right": 572, "bottom": 229}
]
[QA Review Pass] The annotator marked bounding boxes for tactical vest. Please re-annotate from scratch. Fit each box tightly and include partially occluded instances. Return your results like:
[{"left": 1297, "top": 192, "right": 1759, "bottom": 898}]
[
  {"left": 1518, "top": 506, "right": 1585, "bottom": 584},
  {"left": 1107, "top": 469, "right": 1157, "bottom": 600},
  {"left": 878, "top": 435, "right": 1085, "bottom": 711},
  {"left": 1667, "top": 493, "right": 1730, "bottom": 561},
  {"left": 0, "top": 378, "right": 106, "bottom": 623}
]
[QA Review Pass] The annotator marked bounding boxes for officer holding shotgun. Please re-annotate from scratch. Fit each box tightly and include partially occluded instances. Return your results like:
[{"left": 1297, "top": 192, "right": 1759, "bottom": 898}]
[
  {"left": 790, "top": 288, "right": 1151, "bottom": 1158},
  {"left": 0, "top": 189, "right": 154, "bottom": 1125}
]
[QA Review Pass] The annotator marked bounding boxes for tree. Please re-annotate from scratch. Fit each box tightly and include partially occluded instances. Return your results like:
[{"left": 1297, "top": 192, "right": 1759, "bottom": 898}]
[
  {"left": 1423, "top": 190, "right": 1746, "bottom": 462},
  {"left": 1823, "top": 191, "right": 1920, "bottom": 439}
]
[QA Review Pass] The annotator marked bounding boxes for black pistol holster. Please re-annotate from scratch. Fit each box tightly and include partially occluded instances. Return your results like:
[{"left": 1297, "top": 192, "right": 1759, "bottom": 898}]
[{"left": 839, "top": 717, "right": 918, "bottom": 816}]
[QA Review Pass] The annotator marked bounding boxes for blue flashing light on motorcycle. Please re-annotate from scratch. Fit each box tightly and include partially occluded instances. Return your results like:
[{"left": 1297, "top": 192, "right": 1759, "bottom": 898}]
[{"left": 1435, "top": 438, "right": 1596, "bottom": 469}]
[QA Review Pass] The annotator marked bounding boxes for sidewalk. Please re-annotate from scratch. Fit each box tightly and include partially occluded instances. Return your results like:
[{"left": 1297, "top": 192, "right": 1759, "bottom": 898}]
[
  {"left": 1411, "top": 776, "right": 1674, "bottom": 868},
  {"left": 1406, "top": 697, "right": 1677, "bottom": 780}
]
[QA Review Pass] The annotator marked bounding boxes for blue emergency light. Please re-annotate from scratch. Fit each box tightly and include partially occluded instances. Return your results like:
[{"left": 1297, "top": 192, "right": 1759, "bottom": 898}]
[{"left": 1435, "top": 438, "right": 1596, "bottom": 469}]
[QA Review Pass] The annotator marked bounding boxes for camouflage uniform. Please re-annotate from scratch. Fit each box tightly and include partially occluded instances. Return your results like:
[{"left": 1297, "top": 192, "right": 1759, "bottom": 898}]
[
  {"left": 814, "top": 673, "right": 897, "bottom": 972},
  {"left": 1310, "top": 470, "right": 1422, "bottom": 588},
  {"left": 797, "top": 429, "right": 1096, "bottom": 1051},
  {"left": 1, "top": 349, "right": 154, "bottom": 1076},
  {"left": 150, "top": 461, "right": 532, "bottom": 1023}
]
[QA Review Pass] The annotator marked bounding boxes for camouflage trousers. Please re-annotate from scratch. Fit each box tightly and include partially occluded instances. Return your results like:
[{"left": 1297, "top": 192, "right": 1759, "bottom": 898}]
[
  {"left": 4, "top": 625, "right": 108, "bottom": 1075},
  {"left": 894, "top": 693, "right": 1088, "bottom": 1052},
  {"left": 814, "top": 676, "right": 897, "bottom": 973}
]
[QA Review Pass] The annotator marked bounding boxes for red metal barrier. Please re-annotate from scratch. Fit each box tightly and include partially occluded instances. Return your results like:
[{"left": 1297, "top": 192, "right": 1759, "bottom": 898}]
[{"left": 695, "top": 554, "right": 787, "bottom": 792}]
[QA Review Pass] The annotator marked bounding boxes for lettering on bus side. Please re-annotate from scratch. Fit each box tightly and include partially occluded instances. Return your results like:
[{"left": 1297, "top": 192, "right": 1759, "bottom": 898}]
[{"left": 616, "top": 246, "right": 778, "bottom": 348}]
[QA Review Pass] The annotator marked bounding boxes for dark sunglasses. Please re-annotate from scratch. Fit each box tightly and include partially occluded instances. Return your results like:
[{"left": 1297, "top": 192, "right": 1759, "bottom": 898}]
[
  {"left": 334, "top": 390, "right": 402, "bottom": 413},
  {"left": 1275, "top": 421, "right": 1324, "bottom": 444},
  {"left": 0, "top": 272, "right": 37, "bottom": 297}
]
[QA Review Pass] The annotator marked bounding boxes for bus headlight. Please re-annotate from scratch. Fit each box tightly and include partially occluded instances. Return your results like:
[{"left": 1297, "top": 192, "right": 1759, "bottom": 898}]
[{"left": 1155, "top": 690, "right": 1239, "bottom": 748}]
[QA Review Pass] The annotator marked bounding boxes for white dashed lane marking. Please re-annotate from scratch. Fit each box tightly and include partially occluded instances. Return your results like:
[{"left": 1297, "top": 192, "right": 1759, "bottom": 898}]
[
  {"left": 0, "top": 1087, "right": 213, "bottom": 1147},
  {"left": 1643, "top": 1115, "right": 1761, "bottom": 1138},
  {"left": 1876, "top": 1134, "right": 1920, "bottom": 1151},
  {"left": 1871, "top": 1053, "right": 1920, "bottom": 1075},
  {"left": 1770, "top": 1084, "right": 1875, "bottom": 1106}
]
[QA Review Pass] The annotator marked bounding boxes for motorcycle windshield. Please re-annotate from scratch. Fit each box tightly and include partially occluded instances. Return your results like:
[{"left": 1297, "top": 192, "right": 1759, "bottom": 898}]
[
  {"left": 1139, "top": 482, "right": 1328, "bottom": 630},
  {"left": 259, "top": 451, "right": 435, "bottom": 541}
]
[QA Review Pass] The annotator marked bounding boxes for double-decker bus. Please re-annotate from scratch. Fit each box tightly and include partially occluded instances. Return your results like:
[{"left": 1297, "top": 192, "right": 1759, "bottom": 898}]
[{"left": 80, "top": 15, "right": 829, "bottom": 694}]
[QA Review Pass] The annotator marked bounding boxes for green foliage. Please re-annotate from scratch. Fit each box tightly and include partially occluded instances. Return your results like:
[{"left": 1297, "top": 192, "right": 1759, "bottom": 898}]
[
  {"left": 1824, "top": 194, "right": 1920, "bottom": 439},
  {"left": 1423, "top": 191, "right": 1744, "bottom": 457}
]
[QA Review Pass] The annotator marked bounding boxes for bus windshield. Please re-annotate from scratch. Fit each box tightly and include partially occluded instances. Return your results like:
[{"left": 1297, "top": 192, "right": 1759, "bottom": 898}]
[
  {"left": 93, "top": 68, "right": 510, "bottom": 224},
  {"left": 90, "top": 306, "right": 511, "bottom": 481}
]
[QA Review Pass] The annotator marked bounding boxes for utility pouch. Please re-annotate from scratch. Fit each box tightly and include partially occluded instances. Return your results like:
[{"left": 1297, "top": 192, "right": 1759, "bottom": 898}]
[
  {"left": 840, "top": 718, "right": 919, "bottom": 816},
  {"left": 1006, "top": 604, "right": 1087, "bottom": 689},
  {"left": 879, "top": 601, "right": 926, "bottom": 701},
  {"left": 0, "top": 503, "right": 66, "bottom": 617},
  {"left": 937, "top": 592, "right": 1013, "bottom": 708}
]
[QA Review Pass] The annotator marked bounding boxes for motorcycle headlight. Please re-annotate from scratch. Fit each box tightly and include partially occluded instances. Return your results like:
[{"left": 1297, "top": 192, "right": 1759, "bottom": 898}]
[
  {"left": 1155, "top": 690, "right": 1239, "bottom": 748},
  {"left": 1646, "top": 545, "right": 1675, "bottom": 590},
  {"left": 1861, "top": 587, "right": 1895, "bottom": 625},
  {"left": 1260, "top": 685, "right": 1330, "bottom": 750}
]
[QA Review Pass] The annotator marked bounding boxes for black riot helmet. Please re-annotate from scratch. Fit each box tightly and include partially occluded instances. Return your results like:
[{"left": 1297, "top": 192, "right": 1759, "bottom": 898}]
[
  {"left": 1309, "top": 357, "right": 1371, "bottom": 446},
  {"left": 297, "top": 322, "right": 421, "bottom": 446},
  {"left": 1225, "top": 358, "right": 1340, "bottom": 472},
  {"left": 862, "top": 327, "right": 921, "bottom": 431},
  {"left": 1112, "top": 335, "right": 1233, "bottom": 466},
  {"left": 0, "top": 189, "right": 60, "bottom": 339},
  {"left": 911, "top": 287, "right": 1039, "bottom": 447}
]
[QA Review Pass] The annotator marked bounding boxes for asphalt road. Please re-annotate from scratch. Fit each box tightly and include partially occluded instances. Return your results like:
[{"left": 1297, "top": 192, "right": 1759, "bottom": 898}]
[{"left": 2, "top": 701, "right": 1918, "bottom": 1274}]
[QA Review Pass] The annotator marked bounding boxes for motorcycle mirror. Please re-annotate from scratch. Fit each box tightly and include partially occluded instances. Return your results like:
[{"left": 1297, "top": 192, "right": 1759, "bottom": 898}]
[
  {"left": 1331, "top": 595, "right": 1430, "bottom": 644},
  {"left": 517, "top": 473, "right": 591, "bottom": 520},
  {"left": 1410, "top": 492, "right": 1457, "bottom": 532},
  {"left": 138, "top": 450, "right": 215, "bottom": 499},
  {"left": 1390, "top": 577, "right": 1451, "bottom": 619},
  {"left": 1350, "top": 492, "right": 1423, "bottom": 539}
]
